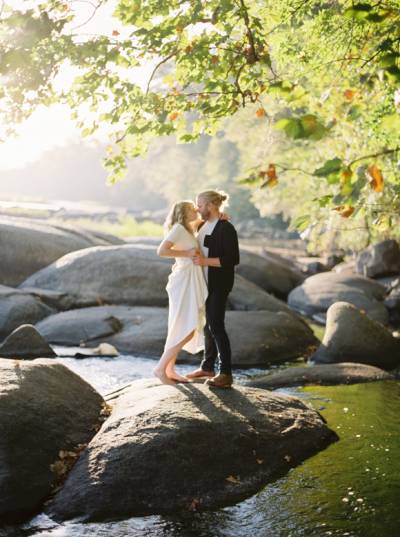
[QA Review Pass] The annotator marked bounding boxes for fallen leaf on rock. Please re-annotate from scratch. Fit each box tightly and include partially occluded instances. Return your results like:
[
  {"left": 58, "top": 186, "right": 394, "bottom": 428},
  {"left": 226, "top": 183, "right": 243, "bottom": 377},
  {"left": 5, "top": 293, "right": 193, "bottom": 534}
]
[
  {"left": 226, "top": 475, "right": 241, "bottom": 484},
  {"left": 284, "top": 455, "right": 292, "bottom": 462},
  {"left": 256, "top": 458, "right": 264, "bottom": 465},
  {"left": 189, "top": 498, "right": 202, "bottom": 511}
]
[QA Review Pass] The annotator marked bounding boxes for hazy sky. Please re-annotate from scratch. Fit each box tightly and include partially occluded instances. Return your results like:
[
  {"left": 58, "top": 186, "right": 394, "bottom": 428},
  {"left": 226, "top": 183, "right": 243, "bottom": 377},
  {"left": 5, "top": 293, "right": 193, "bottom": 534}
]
[{"left": 0, "top": 0, "right": 152, "bottom": 170}]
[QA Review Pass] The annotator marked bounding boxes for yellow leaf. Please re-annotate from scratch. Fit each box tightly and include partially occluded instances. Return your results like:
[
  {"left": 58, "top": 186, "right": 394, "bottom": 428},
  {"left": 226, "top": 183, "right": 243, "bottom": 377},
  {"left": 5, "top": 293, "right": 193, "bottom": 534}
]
[
  {"left": 266, "top": 163, "right": 277, "bottom": 180},
  {"left": 112, "top": 30, "right": 120, "bottom": 37},
  {"left": 333, "top": 205, "right": 354, "bottom": 218},
  {"left": 211, "top": 55, "right": 219, "bottom": 65},
  {"left": 367, "top": 164, "right": 384, "bottom": 192},
  {"left": 256, "top": 108, "right": 266, "bottom": 118},
  {"left": 168, "top": 112, "right": 179, "bottom": 121},
  {"left": 341, "top": 168, "right": 352, "bottom": 183}
]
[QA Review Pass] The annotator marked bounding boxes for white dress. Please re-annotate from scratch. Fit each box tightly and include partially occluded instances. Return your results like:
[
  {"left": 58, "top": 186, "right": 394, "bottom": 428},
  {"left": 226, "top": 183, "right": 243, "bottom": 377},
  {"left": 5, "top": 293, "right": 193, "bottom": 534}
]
[{"left": 163, "top": 223, "right": 208, "bottom": 354}]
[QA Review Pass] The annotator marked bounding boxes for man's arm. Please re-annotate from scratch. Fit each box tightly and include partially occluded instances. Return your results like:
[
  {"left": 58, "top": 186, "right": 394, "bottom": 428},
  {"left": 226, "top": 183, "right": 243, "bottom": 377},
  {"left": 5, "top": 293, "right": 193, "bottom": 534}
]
[{"left": 218, "top": 223, "right": 240, "bottom": 267}]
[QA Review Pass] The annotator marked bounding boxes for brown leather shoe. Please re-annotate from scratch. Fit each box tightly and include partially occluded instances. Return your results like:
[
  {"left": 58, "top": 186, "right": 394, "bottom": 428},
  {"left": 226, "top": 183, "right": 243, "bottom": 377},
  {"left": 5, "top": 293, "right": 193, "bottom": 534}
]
[
  {"left": 205, "top": 373, "right": 233, "bottom": 389},
  {"left": 186, "top": 368, "right": 215, "bottom": 380}
]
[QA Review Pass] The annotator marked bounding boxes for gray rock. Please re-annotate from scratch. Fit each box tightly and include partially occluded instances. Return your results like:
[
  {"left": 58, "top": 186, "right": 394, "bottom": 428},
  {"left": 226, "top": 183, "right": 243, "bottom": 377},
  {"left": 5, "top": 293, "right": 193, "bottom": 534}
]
[
  {"left": 0, "top": 285, "right": 54, "bottom": 340},
  {"left": 355, "top": 239, "right": 400, "bottom": 278},
  {"left": 384, "top": 284, "right": 400, "bottom": 324},
  {"left": 36, "top": 306, "right": 165, "bottom": 357},
  {"left": 311, "top": 302, "right": 400, "bottom": 369},
  {"left": 246, "top": 363, "right": 394, "bottom": 389},
  {"left": 0, "top": 324, "right": 56, "bottom": 359},
  {"left": 288, "top": 272, "right": 389, "bottom": 324},
  {"left": 0, "top": 215, "right": 123, "bottom": 286},
  {"left": 228, "top": 311, "right": 317, "bottom": 366},
  {"left": 237, "top": 249, "right": 304, "bottom": 298},
  {"left": 375, "top": 274, "right": 400, "bottom": 291},
  {"left": 20, "top": 245, "right": 172, "bottom": 308},
  {"left": 36, "top": 306, "right": 317, "bottom": 366},
  {"left": 333, "top": 260, "right": 356, "bottom": 275},
  {"left": 228, "top": 274, "right": 299, "bottom": 315},
  {"left": 0, "top": 358, "right": 104, "bottom": 522},
  {"left": 46, "top": 380, "right": 337, "bottom": 521}
]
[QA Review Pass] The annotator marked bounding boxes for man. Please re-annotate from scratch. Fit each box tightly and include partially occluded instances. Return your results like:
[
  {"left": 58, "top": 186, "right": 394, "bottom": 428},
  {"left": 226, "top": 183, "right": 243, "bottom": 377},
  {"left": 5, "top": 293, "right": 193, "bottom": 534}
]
[{"left": 186, "top": 189, "right": 240, "bottom": 388}]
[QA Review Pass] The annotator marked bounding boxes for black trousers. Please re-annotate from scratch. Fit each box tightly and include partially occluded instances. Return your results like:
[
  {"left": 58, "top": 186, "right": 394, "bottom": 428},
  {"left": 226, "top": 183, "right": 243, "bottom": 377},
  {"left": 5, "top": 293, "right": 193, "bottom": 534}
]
[{"left": 200, "top": 288, "right": 232, "bottom": 375}]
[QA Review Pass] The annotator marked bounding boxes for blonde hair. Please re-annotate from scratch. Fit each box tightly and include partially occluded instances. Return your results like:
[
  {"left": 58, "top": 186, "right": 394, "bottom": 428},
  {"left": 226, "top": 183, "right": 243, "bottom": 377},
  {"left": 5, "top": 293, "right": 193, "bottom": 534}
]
[
  {"left": 197, "top": 189, "right": 229, "bottom": 210},
  {"left": 164, "top": 200, "right": 195, "bottom": 235}
]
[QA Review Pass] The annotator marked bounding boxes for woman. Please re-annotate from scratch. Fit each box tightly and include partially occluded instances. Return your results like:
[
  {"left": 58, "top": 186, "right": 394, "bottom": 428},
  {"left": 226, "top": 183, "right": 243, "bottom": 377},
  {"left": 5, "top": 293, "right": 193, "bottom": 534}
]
[{"left": 153, "top": 200, "right": 208, "bottom": 384}]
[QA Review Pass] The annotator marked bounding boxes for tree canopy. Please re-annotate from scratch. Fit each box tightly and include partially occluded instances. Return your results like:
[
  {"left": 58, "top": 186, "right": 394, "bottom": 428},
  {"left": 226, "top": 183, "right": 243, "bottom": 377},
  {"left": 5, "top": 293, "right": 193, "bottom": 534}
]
[{"left": 1, "top": 0, "right": 399, "bottom": 244}]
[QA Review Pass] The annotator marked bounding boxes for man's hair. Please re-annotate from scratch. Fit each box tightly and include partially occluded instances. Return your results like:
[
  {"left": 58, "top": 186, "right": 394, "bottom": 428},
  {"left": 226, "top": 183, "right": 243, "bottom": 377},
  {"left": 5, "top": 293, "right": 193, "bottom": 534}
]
[{"left": 197, "top": 189, "right": 229, "bottom": 210}]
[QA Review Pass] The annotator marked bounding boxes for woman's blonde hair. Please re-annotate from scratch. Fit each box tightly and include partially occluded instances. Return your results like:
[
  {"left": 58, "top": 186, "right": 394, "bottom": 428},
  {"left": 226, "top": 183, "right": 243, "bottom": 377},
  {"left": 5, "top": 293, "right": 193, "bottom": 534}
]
[
  {"left": 164, "top": 200, "right": 195, "bottom": 234},
  {"left": 197, "top": 189, "right": 229, "bottom": 210}
]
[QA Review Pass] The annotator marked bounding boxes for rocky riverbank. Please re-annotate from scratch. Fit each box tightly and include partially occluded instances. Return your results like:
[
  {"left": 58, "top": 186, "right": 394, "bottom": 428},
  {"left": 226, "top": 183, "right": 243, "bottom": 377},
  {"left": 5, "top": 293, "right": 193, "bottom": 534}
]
[{"left": 1, "top": 216, "right": 400, "bottom": 524}]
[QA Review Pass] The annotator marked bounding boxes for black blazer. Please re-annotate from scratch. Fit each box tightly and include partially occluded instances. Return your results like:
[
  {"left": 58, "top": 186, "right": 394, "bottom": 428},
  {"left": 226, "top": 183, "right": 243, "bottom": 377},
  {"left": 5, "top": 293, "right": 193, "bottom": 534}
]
[{"left": 201, "top": 220, "right": 240, "bottom": 293}]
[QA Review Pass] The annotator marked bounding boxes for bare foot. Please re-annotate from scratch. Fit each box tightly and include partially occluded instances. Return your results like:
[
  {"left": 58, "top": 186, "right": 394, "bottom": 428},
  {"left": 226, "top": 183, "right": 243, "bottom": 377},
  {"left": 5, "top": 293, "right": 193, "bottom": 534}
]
[
  {"left": 153, "top": 367, "right": 176, "bottom": 385},
  {"left": 166, "top": 368, "right": 189, "bottom": 383}
]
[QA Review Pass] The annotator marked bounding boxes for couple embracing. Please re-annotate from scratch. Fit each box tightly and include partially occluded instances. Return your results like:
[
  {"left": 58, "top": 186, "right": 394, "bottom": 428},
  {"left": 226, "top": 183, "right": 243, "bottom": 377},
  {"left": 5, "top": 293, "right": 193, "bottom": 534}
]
[{"left": 153, "top": 190, "right": 240, "bottom": 389}]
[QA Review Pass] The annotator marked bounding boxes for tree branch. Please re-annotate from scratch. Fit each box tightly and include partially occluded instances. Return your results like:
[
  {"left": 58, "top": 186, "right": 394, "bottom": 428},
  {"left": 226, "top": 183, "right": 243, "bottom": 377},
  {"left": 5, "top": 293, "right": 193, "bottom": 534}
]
[
  {"left": 349, "top": 147, "right": 400, "bottom": 168},
  {"left": 145, "top": 51, "right": 177, "bottom": 95}
]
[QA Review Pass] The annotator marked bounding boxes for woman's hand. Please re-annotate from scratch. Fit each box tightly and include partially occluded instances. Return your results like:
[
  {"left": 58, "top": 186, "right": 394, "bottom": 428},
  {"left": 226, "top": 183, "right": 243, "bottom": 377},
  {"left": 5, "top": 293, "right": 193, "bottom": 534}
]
[
  {"left": 219, "top": 212, "right": 230, "bottom": 221},
  {"left": 193, "top": 254, "right": 206, "bottom": 266}
]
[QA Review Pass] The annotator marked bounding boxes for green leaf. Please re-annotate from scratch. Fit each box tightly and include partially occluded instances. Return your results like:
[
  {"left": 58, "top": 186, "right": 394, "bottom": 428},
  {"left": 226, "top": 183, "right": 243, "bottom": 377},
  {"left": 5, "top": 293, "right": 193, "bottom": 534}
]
[
  {"left": 313, "top": 195, "right": 333, "bottom": 208},
  {"left": 381, "top": 113, "right": 400, "bottom": 130},
  {"left": 314, "top": 158, "right": 343, "bottom": 177},
  {"left": 344, "top": 4, "right": 373, "bottom": 20},
  {"left": 274, "top": 118, "right": 304, "bottom": 139},
  {"left": 379, "top": 53, "right": 398, "bottom": 68},
  {"left": 292, "top": 214, "right": 311, "bottom": 232}
]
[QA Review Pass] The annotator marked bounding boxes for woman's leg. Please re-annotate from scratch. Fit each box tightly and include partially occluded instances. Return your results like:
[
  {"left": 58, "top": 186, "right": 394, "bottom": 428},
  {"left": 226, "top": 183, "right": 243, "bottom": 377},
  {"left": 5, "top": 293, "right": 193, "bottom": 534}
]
[{"left": 154, "top": 331, "right": 194, "bottom": 384}]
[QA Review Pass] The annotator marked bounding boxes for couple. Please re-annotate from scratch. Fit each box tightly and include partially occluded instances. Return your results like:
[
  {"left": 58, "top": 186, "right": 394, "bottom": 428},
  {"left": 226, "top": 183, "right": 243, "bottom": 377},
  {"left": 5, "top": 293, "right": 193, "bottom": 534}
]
[{"left": 153, "top": 189, "right": 240, "bottom": 389}]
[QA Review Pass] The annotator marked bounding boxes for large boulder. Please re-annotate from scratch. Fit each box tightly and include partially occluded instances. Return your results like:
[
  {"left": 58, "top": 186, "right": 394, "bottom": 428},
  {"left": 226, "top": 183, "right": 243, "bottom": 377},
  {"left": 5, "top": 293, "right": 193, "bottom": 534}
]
[
  {"left": 20, "top": 245, "right": 172, "bottom": 308},
  {"left": 0, "top": 285, "right": 54, "bottom": 340},
  {"left": 36, "top": 306, "right": 318, "bottom": 366},
  {"left": 0, "top": 359, "right": 104, "bottom": 522},
  {"left": 0, "top": 215, "right": 124, "bottom": 286},
  {"left": 237, "top": 249, "right": 304, "bottom": 298},
  {"left": 228, "top": 274, "right": 299, "bottom": 315},
  {"left": 228, "top": 311, "right": 317, "bottom": 366},
  {"left": 355, "top": 239, "right": 400, "bottom": 278},
  {"left": 46, "top": 380, "right": 337, "bottom": 521},
  {"left": 0, "top": 324, "right": 56, "bottom": 359},
  {"left": 36, "top": 306, "right": 165, "bottom": 357},
  {"left": 311, "top": 302, "right": 400, "bottom": 369},
  {"left": 247, "top": 363, "right": 394, "bottom": 389},
  {"left": 288, "top": 272, "right": 389, "bottom": 324}
]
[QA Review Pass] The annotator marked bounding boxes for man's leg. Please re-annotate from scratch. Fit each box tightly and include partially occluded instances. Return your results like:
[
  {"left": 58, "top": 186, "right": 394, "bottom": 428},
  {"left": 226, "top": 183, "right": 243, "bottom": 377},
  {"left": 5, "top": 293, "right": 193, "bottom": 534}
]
[
  {"left": 205, "top": 289, "right": 232, "bottom": 375},
  {"left": 200, "top": 319, "right": 218, "bottom": 372}
]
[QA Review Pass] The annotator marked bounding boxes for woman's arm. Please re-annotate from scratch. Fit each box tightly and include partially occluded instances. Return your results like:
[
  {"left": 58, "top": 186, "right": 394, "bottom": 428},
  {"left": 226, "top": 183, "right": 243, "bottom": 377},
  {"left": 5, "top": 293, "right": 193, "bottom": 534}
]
[
  {"left": 193, "top": 256, "right": 221, "bottom": 267},
  {"left": 157, "top": 240, "right": 197, "bottom": 259}
]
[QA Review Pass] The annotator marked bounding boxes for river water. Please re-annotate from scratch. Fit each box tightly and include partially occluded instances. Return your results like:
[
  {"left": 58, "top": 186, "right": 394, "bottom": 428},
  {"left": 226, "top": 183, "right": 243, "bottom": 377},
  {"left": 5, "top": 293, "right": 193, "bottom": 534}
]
[{"left": 3, "top": 355, "right": 399, "bottom": 537}]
